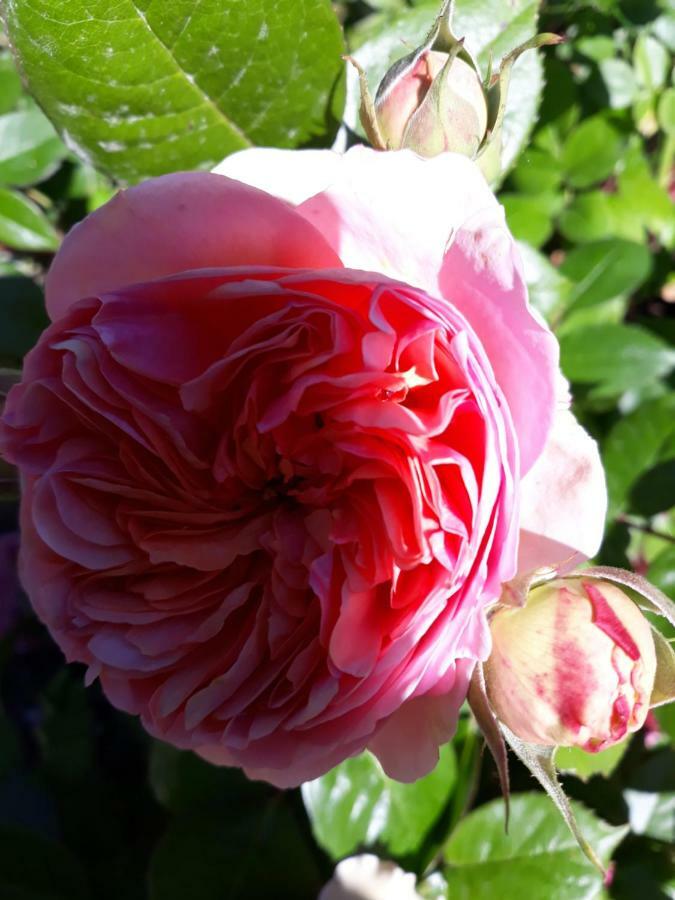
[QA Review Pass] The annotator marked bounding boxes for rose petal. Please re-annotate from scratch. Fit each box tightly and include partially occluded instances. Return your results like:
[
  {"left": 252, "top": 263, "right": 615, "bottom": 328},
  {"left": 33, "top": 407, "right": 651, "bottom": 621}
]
[
  {"left": 517, "top": 408, "right": 607, "bottom": 574},
  {"left": 46, "top": 172, "right": 341, "bottom": 321},
  {"left": 216, "top": 147, "right": 558, "bottom": 473},
  {"left": 367, "top": 657, "right": 473, "bottom": 781}
]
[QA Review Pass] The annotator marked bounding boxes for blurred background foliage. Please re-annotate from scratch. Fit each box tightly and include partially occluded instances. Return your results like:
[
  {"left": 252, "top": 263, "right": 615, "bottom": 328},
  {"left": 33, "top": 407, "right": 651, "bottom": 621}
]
[{"left": 0, "top": 0, "right": 673, "bottom": 897}]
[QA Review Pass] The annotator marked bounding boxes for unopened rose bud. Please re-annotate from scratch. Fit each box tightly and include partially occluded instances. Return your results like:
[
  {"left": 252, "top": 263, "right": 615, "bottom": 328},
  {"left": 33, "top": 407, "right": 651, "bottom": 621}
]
[
  {"left": 374, "top": 47, "right": 488, "bottom": 158},
  {"left": 352, "top": 0, "right": 562, "bottom": 183},
  {"left": 485, "top": 579, "right": 657, "bottom": 752}
]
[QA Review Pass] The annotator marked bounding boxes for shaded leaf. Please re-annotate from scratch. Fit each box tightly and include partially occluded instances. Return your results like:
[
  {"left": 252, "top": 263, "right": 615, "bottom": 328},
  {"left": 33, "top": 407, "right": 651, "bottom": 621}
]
[
  {"left": 0, "top": 276, "right": 48, "bottom": 364},
  {"left": 602, "top": 395, "right": 675, "bottom": 519},
  {"left": 148, "top": 803, "right": 321, "bottom": 900},
  {"left": 0, "top": 825, "right": 89, "bottom": 900}
]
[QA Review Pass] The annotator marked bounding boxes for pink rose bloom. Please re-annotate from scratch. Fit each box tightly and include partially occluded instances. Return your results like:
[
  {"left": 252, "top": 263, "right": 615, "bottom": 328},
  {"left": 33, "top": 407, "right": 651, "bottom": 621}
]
[{"left": 0, "top": 148, "right": 606, "bottom": 787}]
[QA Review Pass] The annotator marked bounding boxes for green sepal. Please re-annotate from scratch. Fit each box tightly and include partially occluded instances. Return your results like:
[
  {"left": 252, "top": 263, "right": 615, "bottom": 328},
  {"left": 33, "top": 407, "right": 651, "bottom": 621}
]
[
  {"left": 477, "top": 33, "right": 563, "bottom": 181},
  {"left": 649, "top": 627, "right": 675, "bottom": 708},
  {"left": 502, "top": 724, "right": 614, "bottom": 876}
]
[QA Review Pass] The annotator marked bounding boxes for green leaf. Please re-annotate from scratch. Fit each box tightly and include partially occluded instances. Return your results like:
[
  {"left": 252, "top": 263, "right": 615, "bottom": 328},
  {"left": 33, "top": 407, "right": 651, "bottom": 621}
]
[
  {"left": 648, "top": 546, "right": 675, "bottom": 602},
  {"left": 345, "top": 0, "right": 544, "bottom": 179},
  {"left": 517, "top": 242, "right": 573, "bottom": 323},
  {"left": 609, "top": 140, "right": 675, "bottom": 250},
  {"left": 0, "top": 826, "right": 89, "bottom": 900},
  {"left": 558, "top": 192, "right": 615, "bottom": 245},
  {"left": 602, "top": 395, "right": 675, "bottom": 519},
  {"left": 0, "top": 276, "right": 49, "bottom": 364},
  {"left": 0, "top": 188, "right": 59, "bottom": 252},
  {"left": 658, "top": 87, "right": 675, "bottom": 136},
  {"left": 443, "top": 793, "right": 627, "bottom": 900},
  {"left": 598, "top": 59, "right": 637, "bottom": 110},
  {"left": 2, "top": 0, "right": 345, "bottom": 184},
  {"left": 148, "top": 741, "right": 271, "bottom": 814},
  {"left": 559, "top": 324, "right": 675, "bottom": 393},
  {"left": 508, "top": 146, "right": 563, "bottom": 193},
  {"left": 501, "top": 192, "right": 563, "bottom": 247},
  {"left": 0, "top": 52, "right": 23, "bottom": 116},
  {"left": 624, "top": 748, "right": 675, "bottom": 843},
  {"left": 561, "top": 116, "right": 623, "bottom": 188},
  {"left": 0, "top": 109, "right": 67, "bottom": 187},
  {"left": 630, "top": 460, "right": 675, "bottom": 518},
  {"left": 148, "top": 803, "right": 321, "bottom": 900},
  {"left": 301, "top": 745, "right": 456, "bottom": 860},
  {"left": 559, "top": 239, "right": 652, "bottom": 309},
  {"left": 38, "top": 671, "right": 94, "bottom": 783},
  {"left": 633, "top": 33, "right": 670, "bottom": 92},
  {"left": 555, "top": 742, "right": 628, "bottom": 782}
]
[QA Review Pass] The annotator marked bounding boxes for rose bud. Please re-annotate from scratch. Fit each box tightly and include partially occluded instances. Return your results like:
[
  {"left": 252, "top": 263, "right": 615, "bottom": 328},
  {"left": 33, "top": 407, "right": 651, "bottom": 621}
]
[
  {"left": 353, "top": 0, "right": 562, "bottom": 182},
  {"left": 485, "top": 579, "right": 657, "bottom": 752},
  {"left": 373, "top": 46, "right": 488, "bottom": 158}
]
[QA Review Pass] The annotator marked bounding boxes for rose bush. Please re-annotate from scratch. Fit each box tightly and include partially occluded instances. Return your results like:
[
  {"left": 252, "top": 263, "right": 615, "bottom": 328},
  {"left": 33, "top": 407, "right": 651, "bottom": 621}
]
[{"left": 0, "top": 147, "right": 606, "bottom": 787}]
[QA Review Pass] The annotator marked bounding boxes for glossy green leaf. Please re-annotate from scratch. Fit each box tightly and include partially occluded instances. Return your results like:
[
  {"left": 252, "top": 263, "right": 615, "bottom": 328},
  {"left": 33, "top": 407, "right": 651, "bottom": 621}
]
[
  {"left": 0, "top": 826, "right": 89, "bottom": 900},
  {"left": 345, "top": 0, "right": 544, "bottom": 179},
  {"left": 0, "top": 52, "right": 22, "bottom": 115},
  {"left": 443, "top": 793, "right": 627, "bottom": 900},
  {"left": 602, "top": 395, "right": 675, "bottom": 519},
  {"left": 559, "top": 239, "right": 652, "bottom": 309},
  {"left": 148, "top": 804, "right": 321, "bottom": 900},
  {"left": 301, "top": 745, "right": 456, "bottom": 860},
  {"left": 561, "top": 116, "right": 622, "bottom": 188},
  {"left": 555, "top": 742, "right": 628, "bottom": 782},
  {"left": 0, "top": 188, "right": 59, "bottom": 252},
  {"left": 559, "top": 324, "right": 675, "bottom": 393},
  {"left": 0, "top": 109, "right": 67, "bottom": 187},
  {"left": 2, "top": 0, "right": 345, "bottom": 184}
]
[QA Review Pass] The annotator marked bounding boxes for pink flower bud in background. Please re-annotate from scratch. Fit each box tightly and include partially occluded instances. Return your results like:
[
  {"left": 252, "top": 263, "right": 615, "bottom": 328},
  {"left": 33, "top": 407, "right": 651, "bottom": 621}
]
[
  {"left": 374, "top": 48, "right": 488, "bottom": 157},
  {"left": 485, "top": 579, "right": 657, "bottom": 752}
]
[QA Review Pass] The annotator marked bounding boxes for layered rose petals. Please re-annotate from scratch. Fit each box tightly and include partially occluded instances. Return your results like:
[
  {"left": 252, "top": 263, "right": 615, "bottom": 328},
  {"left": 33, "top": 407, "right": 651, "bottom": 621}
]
[
  {"left": 1, "top": 148, "right": 607, "bottom": 785},
  {"left": 2, "top": 267, "right": 518, "bottom": 785}
]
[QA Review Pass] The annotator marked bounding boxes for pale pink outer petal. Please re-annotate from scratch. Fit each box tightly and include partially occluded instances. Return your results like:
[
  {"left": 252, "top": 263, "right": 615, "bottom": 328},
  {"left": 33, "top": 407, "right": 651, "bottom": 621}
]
[
  {"left": 215, "top": 146, "right": 559, "bottom": 474},
  {"left": 45, "top": 172, "right": 341, "bottom": 322},
  {"left": 517, "top": 408, "right": 607, "bottom": 575},
  {"left": 366, "top": 658, "right": 474, "bottom": 782}
]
